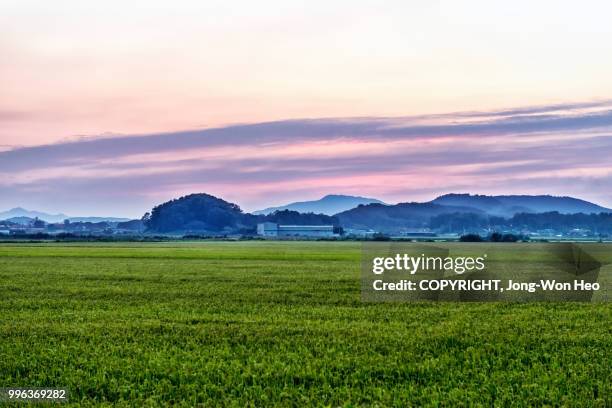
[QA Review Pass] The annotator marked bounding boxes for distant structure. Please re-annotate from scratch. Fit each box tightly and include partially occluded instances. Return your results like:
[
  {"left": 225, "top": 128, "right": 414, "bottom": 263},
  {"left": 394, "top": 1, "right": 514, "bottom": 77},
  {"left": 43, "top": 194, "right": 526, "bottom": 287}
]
[
  {"left": 257, "top": 222, "right": 335, "bottom": 238},
  {"left": 343, "top": 228, "right": 377, "bottom": 238}
]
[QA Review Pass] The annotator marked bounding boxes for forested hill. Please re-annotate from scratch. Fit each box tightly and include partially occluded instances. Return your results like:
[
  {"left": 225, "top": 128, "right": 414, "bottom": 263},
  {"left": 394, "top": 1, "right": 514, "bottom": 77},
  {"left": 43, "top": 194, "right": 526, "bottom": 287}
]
[
  {"left": 335, "top": 202, "right": 483, "bottom": 230},
  {"left": 430, "top": 194, "right": 611, "bottom": 217},
  {"left": 143, "top": 194, "right": 338, "bottom": 233},
  {"left": 253, "top": 194, "right": 385, "bottom": 216},
  {"left": 336, "top": 194, "right": 612, "bottom": 232},
  {"left": 141, "top": 193, "right": 612, "bottom": 234}
]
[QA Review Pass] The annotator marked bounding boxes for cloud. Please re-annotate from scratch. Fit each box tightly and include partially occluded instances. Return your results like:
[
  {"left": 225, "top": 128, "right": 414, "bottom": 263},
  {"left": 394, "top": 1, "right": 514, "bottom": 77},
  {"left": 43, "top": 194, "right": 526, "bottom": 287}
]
[
  {"left": 443, "top": 99, "right": 612, "bottom": 119},
  {"left": 2, "top": 101, "right": 612, "bottom": 216}
]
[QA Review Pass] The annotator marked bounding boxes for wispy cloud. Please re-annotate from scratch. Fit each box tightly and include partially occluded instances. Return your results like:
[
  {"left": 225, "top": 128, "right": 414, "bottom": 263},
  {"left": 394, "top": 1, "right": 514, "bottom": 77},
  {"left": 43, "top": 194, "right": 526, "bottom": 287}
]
[{"left": 1, "top": 101, "right": 612, "bottom": 217}]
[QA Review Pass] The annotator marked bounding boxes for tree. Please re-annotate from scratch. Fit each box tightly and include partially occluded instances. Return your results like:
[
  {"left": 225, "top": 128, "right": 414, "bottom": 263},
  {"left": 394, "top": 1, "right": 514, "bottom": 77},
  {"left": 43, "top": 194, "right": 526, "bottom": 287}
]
[
  {"left": 459, "top": 234, "right": 484, "bottom": 242},
  {"left": 142, "top": 193, "right": 338, "bottom": 234},
  {"left": 32, "top": 217, "right": 46, "bottom": 228},
  {"left": 489, "top": 232, "right": 503, "bottom": 242}
]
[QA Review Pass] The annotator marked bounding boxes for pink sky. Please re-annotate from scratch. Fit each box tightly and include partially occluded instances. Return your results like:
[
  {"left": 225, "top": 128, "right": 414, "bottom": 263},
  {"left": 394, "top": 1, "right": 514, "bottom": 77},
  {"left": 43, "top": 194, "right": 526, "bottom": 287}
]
[
  {"left": 1, "top": 1, "right": 612, "bottom": 216},
  {"left": 2, "top": 103, "right": 612, "bottom": 217},
  {"left": 2, "top": 1, "right": 612, "bottom": 147}
]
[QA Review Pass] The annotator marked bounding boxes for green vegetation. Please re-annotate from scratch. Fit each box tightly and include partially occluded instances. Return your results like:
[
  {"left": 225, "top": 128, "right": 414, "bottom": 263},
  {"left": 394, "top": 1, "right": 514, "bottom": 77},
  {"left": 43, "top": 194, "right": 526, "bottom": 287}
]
[
  {"left": 142, "top": 193, "right": 337, "bottom": 234},
  {"left": 0, "top": 242, "right": 610, "bottom": 406}
]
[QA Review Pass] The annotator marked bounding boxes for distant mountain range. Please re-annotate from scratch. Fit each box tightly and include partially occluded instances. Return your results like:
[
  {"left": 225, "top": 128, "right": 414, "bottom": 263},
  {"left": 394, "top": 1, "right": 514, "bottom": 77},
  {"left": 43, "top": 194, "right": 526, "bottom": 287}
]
[
  {"left": 254, "top": 193, "right": 611, "bottom": 220},
  {"left": 3, "top": 193, "right": 611, "bottom": 233},
  {"left": 139, "top": 192, "right": 612, "bottom": 235},
  {"left": 253, "top": 194, "right": 385, "bottom": 216},
  {"left": 144, "top": 193, "right": 337, "bottom": 233},
  {"left": 429, "top": 194, "right": 611, "bottom": 217},
  {"left": 336, "top": 202, "right": 483, "bottom": 231},
  {"left": 0, "top": 207, "right": 130, "bottom": 224},
  {"left": 0, "top": 207, "right": 68, "bottom": 223},
  {"left": 337, "top": 194, "right": 612, "bottom": 232}
]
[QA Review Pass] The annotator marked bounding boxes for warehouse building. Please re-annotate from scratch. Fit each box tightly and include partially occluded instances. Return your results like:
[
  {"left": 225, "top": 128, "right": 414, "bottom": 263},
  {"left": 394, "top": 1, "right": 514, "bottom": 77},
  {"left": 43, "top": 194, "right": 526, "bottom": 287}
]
[{"left": 257, "top": 223, "right": 335, "bottom": 238}]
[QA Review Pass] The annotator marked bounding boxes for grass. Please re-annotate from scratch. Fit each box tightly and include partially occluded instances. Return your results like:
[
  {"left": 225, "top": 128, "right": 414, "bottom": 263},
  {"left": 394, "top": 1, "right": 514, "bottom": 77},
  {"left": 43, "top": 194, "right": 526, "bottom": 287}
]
[{"left": 0, "top": 241, "right": 610, "bottom": 406}]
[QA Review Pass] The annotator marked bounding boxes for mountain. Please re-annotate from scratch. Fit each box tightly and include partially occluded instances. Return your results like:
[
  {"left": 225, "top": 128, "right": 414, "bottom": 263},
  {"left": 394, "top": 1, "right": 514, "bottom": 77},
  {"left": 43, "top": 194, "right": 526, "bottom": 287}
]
[
  {"left": 0, "top": 207, "right": 68, "bottom": 223},
  {"left": 253, "top": 194, "right": 385, "bottom": 216},
  {"left": 68, "top": 217, "right": 130, "bottom": 223},
  {"left": 0, "top": 207, "right": 130, "bottom": 224},
  {"left": 5, "top": 216, "right": 36, "bottom": 225},
  {"left": 336, "top": 194, "right": 612, "bottom": 233},
  {"left": 336, "top": 202, "right": 483, "bottom": 232},
  {"left": 430, "top": 194, "right": 611, "bottom": 217},
  {"left": 144, "top": 193, "right": 338, "bottom": 233},
  {"left": 144, "top": 193, "right": 249, "bottom": 233}
]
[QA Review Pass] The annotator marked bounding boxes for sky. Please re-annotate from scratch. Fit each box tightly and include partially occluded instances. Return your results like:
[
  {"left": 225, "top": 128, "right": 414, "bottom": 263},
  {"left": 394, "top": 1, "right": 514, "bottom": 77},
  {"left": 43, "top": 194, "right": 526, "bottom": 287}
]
[{"left": 1, "top": 1, "right": 612, "bottom": 217}]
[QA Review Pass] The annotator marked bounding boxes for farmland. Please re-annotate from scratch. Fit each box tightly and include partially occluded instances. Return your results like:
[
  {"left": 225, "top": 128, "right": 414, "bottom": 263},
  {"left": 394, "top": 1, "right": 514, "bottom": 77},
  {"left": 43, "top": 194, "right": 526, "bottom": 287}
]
[{"left": 0, "top": 241, "right": 610, "bottom": 406}]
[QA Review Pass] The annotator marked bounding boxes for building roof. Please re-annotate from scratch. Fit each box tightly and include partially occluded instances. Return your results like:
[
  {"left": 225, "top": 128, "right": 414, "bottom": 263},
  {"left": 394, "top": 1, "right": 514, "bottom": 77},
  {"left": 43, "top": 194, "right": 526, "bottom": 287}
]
[{"left": 278, "top": 225, "right": 333, "bottom": 229}]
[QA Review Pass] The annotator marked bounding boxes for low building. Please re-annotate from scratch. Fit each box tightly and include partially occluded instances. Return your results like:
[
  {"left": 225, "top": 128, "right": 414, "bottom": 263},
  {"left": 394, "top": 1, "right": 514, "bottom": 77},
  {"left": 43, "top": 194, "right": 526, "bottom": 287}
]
[
  {"left": 344, "top": 228, "right": 377, "bottom": 238},
  {"left": 257, "top": 222, "right": 279, "bottom": 237},
  {"left": 257, "top": 223, "right": 335, "bottom": 238}
]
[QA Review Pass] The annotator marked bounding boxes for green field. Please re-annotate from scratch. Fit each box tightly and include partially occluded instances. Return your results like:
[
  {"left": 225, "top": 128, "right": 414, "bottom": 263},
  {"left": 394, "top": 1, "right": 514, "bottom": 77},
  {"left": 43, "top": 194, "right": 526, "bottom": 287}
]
[{"left": 0, "top": 242, "right": 610, "bottom": 406}]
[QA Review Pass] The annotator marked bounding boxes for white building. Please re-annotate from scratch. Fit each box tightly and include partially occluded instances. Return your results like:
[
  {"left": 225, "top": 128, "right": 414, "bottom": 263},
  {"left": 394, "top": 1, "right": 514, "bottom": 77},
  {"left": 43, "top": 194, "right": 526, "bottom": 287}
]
[
  {"left": 344, "top": 228, "right": 377, "bottom": 238},
  {"left": 257, "top": 223, "right": 335, "bottom": 238},
  {"left": 257, "top": 222, "right": 279, "bottom": 237}
]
